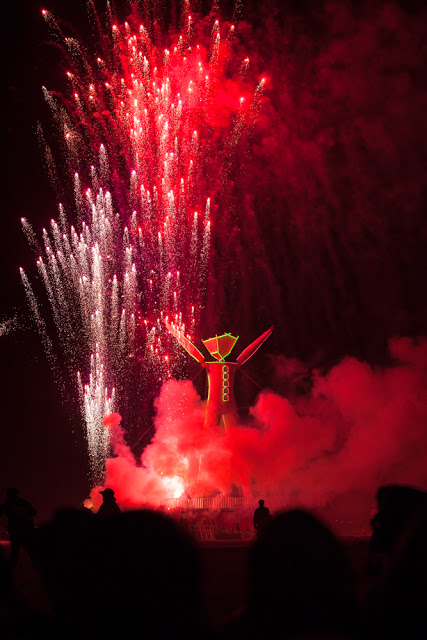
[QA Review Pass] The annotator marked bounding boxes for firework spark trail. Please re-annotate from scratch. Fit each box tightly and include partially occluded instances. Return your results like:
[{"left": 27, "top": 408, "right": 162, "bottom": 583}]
[
  {"left": 0, "top": 316, "right": 18, "bottom": 338},
  {"left": 19, "top": 267, "right": 56, "bottom": 368},
  {"left": 24, "top": 5, "right": 264, "bottom": 484}
]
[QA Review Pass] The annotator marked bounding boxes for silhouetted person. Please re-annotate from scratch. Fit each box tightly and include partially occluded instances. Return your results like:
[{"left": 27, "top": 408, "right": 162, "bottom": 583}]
[
  {"left": 368, "top": 484, "right": 427, "bottom": 575},
  {"left": 0, "top": 543, "right": 13, "bottom": 634},
  {"left": 253, "top": 499, "right": 270, "bottom": 538},
  {"left": 229, "top": 509, "right": 362, "bottom": 640},
  {"left": 36, "top": 509, "right": 211, "bottom": 639},
  {"left": 97, "top": 488, "right": 121, "bottom": 517},
  {"left": 0, "top": 488, "right": 36, "bottom": 568},
  {"left": 366, "top": 497, "right": 427, "bottom": 639}
]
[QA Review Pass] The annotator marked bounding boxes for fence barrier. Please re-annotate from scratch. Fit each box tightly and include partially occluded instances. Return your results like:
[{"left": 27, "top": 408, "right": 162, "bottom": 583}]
[{"left": 165, "top": 494, "right": 327, "bottom": 511}]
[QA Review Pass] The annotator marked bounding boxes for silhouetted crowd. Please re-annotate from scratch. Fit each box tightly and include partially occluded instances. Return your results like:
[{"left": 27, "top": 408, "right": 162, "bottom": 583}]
[{"left": 1, "top": 484, "right": 427, "bottom": 639}]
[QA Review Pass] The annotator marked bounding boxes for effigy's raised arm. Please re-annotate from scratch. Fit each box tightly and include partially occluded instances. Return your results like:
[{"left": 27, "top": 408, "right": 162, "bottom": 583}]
[
  {"left": 236, "top": 326, "right": 273, "bottom": 366},
  {"left": 164, "top": 319, "right": 205, "bottom": 363}
]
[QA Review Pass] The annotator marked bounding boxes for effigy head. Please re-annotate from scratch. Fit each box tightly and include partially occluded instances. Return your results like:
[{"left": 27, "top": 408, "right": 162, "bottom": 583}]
[{"left": 202, "top": 333, "right": 239, "bottom": 361}]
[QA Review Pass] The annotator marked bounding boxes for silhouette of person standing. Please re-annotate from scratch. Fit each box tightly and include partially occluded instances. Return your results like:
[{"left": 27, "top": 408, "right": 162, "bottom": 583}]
[
  {"left": 0, "top": 488, "right": 36, "bottom": 567},
  {"left": 253, "top": 499, "right": 271, "bottom": 538},
  {"left": 98, "top": 488, "right": 121, "bottom": 517}
]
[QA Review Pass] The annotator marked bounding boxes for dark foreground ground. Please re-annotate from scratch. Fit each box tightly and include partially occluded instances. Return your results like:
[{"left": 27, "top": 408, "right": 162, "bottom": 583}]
[{"left": 2, "top": 537, "right": 371, "bottom": 631}]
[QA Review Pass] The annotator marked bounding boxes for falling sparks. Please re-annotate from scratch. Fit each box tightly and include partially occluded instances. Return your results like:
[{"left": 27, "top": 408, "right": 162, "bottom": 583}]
[{"left": 23, "top": 4, "right": 265, "bottom": 485}]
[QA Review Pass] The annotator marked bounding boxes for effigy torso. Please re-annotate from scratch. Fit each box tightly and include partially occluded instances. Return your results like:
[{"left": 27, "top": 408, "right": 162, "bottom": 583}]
[{"left": 204, "top": 361, "right": 239, "bottom": 428}]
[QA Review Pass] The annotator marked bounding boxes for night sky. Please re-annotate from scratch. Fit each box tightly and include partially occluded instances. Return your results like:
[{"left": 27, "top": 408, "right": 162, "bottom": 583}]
[{"left": 1, "top": 0, "right": 427, "bottom": 522}]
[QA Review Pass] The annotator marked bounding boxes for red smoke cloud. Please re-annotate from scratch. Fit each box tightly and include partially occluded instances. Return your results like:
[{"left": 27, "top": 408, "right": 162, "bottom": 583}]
[{"left": 95, "top": 336, "right": 427, "bottom": 530}]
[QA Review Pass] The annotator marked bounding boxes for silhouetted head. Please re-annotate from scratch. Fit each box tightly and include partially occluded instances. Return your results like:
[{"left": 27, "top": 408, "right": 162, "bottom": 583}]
[
  {"left": 36, "top": 509, "right": 206, "bottom": 639},
  {"left": 258, "top": 499, "right": 264, "bottom": 506},
  {"left": 376, "top": 485, "right": 395, "bottom": 510},
  {"left": 378, "top": 485, "right": 426, "bottom": 513},
  {"left": 99, "top": 487, "right": 115, "bottom": 501},
  {"left": 368, "top": 507, "right": 427, "bottom": 638},
  {"left": 374, "top": 485, "right": 427, "bottom": 551},
  {"left": 248, "top": 509, "right": 360, "bottom": 638},
  {"left": 6, "top": 488, "right": 19, "bottom": 500}
]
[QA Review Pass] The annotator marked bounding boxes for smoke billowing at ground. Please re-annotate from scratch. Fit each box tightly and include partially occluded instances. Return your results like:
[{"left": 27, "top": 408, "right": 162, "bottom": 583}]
[
  {"left": 97, "top": 336, "right": 427, "bottom": 529},
  {"left": 10, "top": 0, "right": 427, "bottom": 523}
]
